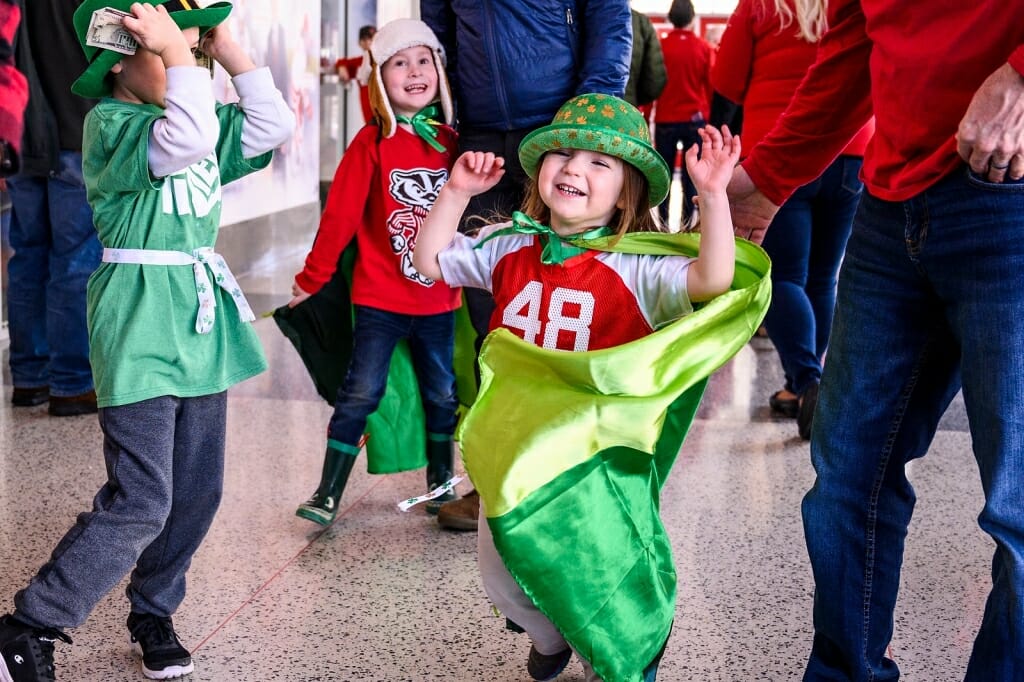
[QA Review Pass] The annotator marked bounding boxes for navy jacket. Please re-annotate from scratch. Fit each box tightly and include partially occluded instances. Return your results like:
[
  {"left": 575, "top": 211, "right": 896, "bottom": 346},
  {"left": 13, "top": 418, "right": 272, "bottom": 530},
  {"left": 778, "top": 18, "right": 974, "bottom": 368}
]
[{"left": 421, "top": 0, "right": 632, "bottom": 132}]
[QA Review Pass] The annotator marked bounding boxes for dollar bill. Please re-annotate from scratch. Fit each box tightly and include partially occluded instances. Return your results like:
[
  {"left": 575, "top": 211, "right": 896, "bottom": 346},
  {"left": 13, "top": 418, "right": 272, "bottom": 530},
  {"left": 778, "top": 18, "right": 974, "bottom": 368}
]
[
  {"left": 86, "top": 7, "right": 138, "bottom": 55},
  {"left": 192, "top": 47, "right": 215, "bottom": 78}
]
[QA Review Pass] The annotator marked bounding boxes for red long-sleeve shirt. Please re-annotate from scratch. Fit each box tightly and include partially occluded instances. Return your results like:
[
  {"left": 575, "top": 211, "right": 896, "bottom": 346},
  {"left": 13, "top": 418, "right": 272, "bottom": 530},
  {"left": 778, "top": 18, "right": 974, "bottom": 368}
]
[
  {"left": 335, "top": 55, "right": 372, "bottom": 125},
  {"left": 743, "top": 0, "right": 1024, "bottom": 205},
  {"left": 712, "top": 0, "right": 872, "bottom": 158},
  {"left": 0, "top": 0, "right": 27, "bottom": 162},
  {"left": 296, "top": 123, "right": 461, "bottom": 316},
  {"left": 655, "top": 28, "right": 714, "bottom": 123}
]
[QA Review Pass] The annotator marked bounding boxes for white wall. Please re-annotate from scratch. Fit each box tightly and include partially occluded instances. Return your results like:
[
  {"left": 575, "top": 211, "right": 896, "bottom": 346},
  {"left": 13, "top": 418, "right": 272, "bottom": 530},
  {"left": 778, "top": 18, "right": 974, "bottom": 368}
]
[{"left": 380, "top": 0, "right": 418, "bottom": 24}]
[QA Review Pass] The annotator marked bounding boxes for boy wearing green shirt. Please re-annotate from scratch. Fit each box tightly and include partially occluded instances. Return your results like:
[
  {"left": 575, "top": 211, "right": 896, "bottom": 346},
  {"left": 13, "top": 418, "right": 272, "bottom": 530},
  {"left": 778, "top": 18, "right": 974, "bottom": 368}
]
[{"left": 0, "top": 1, "right": 293, "bottom": 680}]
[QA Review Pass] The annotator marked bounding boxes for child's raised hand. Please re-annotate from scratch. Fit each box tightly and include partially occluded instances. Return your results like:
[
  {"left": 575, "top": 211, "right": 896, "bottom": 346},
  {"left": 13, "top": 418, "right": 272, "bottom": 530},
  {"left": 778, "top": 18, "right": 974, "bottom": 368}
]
[
  {"left": 198, "top": 21, "right": 257, "bottom": 76},
  {"left": 445, "top": 152, "right": 506, "bottom": 199},
  {"left": 198, "top": 24, "right": 230, "bottom": 59},
  {"left": 684, "top": 125, "right": 741, "bottom": 198},
  {"left": 198, "top": 22, "right": 234, "bottom": 63},
  {"left": 121, "top": 3, "right": 190, "bottom": 60}
]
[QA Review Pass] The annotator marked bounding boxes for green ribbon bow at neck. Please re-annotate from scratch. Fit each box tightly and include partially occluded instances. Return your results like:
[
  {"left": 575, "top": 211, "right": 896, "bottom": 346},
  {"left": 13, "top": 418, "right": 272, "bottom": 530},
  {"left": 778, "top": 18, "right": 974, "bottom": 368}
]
[
  {"left": 475, "top": 211, "right": 617, "bottom": 266},
  {"left": 395, "top": 103, "right": 447, "bottom": 152}
]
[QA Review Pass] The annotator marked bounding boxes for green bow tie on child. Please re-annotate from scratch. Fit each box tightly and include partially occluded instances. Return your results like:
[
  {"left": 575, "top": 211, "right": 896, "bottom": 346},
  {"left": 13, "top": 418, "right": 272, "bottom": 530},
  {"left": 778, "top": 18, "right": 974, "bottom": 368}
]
[
  {"left": 396, "top": 103, "right": 446, "bottom": 152},
  {"left": 475, "top": 211, "right": 616, "bottom": 266}
]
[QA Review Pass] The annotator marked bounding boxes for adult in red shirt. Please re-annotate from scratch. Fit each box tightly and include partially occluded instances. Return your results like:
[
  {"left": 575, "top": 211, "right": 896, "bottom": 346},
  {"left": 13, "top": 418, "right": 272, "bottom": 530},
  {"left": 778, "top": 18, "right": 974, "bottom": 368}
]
[
  {"left": 727, "top": 0, "right": 1024, "bottom": 679},
  {"left": 712, "top": 0, "right": 873, "bottom": 439},
  {"left": 334, "top": 24, "right": 375, "bottom": 125},
  {"left": 654, "top": 0, "right": 713, "bottom": 227}
]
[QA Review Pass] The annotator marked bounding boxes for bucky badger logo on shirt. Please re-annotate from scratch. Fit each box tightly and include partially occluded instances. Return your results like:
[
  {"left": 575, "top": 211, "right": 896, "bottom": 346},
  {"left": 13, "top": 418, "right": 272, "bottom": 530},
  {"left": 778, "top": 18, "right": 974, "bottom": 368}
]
[{"left": 387, "top": 167, "right": 448, "bottom": 286}]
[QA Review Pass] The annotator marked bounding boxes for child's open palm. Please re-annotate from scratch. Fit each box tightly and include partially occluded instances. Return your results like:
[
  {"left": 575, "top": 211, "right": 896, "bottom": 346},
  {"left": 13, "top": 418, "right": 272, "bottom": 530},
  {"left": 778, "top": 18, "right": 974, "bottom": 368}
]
[
  {"left": 684, "top": 125, "right": 741, "bottom": 199},
  {"left": 447, "top": 152, "right": 506, "bottom": 199}
]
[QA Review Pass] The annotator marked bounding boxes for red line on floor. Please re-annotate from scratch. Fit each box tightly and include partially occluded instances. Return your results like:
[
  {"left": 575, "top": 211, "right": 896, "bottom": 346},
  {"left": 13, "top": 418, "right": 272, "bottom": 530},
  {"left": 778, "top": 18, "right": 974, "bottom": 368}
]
[{"left": 191, "top": 476, "right": 388, "bottom": 652}]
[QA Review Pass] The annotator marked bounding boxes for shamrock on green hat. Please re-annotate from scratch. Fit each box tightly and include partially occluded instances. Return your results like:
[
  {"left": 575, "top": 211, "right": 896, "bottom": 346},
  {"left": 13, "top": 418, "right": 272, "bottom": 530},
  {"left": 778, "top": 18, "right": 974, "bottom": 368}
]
[
  {"left": 71, "top": 0, "right": 233, "bottom": 99},
  {"left": 518, "top": 93, "right": 671, "bottom": 207}
]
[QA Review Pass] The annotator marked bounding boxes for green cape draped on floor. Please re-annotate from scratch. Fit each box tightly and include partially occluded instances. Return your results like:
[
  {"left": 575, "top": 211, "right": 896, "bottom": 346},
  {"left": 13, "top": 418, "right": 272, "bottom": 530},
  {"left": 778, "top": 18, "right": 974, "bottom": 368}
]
[{"left": 459, "top": 232, "right": 771, "bottom": 682}]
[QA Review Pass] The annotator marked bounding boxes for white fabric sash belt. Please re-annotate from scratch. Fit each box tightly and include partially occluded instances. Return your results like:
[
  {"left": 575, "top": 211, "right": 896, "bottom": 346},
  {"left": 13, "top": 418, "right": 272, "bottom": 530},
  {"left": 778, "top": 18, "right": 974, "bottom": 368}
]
[{"left": 102, "top": 247, "right": 256, "bottom": 334}]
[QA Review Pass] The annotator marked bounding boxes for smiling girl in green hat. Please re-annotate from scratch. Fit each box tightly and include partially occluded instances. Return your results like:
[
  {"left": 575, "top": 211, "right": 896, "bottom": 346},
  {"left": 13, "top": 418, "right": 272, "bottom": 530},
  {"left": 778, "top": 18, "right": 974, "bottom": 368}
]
[{"left": 414, "top": 94, "right": 769, "bottom": 681}]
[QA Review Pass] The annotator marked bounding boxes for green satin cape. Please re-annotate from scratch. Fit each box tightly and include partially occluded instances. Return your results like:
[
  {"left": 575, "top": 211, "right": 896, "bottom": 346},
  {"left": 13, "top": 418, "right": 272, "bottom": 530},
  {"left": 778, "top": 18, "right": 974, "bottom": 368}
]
[{"left": 459, "top": 233, "right": 771, "bottom": 681}]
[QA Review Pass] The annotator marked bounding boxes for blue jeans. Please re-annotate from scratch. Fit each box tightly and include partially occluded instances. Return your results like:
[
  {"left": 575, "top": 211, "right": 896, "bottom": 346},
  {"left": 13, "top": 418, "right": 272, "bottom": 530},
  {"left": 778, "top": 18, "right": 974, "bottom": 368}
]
[
  {"left": 14, "top": 393, "right": 227, "bottom": 628},
  {"left": 327, "top": 305, "right": 458, "bottom": 446},
  {"left": 802, "top": 167, "right": 1024, "bottom": 681},
  {"left": 762, "top": 156, "right": 863, "bottom": 396},
  {"left": 654, "top": 118, "right": 704, "bottom": 225},
  {"left": 6, "top": 151, "right": 100, "bottom": 396}
]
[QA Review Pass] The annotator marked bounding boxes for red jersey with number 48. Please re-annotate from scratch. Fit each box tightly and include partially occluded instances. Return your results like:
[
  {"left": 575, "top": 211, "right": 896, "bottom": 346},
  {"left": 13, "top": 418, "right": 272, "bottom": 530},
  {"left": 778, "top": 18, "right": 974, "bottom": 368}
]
[{"left": 439, "top": 227, "right": 695, "bottom": 352}]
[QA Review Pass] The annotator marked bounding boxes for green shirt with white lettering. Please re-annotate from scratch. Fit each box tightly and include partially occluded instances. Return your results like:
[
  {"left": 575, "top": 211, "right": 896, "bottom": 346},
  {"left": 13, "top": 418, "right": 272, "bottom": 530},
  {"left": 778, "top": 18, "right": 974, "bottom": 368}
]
[{"left": 83, "top": 99, "right": 272, "bottom": 408}]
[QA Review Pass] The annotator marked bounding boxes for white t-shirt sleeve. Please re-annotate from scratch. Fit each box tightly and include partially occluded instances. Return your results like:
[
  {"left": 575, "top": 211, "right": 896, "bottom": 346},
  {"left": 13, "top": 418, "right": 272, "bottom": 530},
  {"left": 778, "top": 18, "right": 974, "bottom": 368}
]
[
  {"left": 148, "top": 66, "right": 219, "bottom": 178},
  {"left": 623, "top": 253, "right": 695, "bottom": 328},
  {"left": 437, "top": 222, "right": 520, "bottom": 290},
  {"left": 232, "top": 66, "right": 296, "bottom": 158}
]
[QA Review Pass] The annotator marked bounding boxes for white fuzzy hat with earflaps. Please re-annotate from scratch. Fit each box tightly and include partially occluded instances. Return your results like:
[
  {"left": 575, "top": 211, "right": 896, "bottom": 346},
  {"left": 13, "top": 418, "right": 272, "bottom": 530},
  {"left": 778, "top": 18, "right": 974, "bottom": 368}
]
[{"left": 368, "top": 18, "right": 454, "bottom": 138}]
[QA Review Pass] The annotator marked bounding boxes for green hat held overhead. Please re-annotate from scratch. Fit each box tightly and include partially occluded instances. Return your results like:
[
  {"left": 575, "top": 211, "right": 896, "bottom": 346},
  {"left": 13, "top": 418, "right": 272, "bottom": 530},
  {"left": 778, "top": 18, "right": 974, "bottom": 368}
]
[
  {"left": 518, "top": 93, "right": 671, "bottom": 207},
  {"left": 72, "top": 0, "right": 232, "bottom": 98}
]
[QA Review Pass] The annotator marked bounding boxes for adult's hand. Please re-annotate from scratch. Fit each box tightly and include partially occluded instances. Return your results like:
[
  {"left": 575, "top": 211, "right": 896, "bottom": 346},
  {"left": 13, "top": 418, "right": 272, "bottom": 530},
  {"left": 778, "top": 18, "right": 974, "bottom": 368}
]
[
  {"left": 957, "top": 62, "right": 1024, "bottom": 183},
  {"left": 726, "top": 165, "right": 779, "bottom": 245}
]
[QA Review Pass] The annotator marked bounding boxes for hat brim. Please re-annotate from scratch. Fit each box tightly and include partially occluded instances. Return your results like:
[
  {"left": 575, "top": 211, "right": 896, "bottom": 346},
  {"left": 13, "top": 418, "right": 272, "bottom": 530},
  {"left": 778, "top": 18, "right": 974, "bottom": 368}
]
[
  {"left": 518, "top": 125, "right": 671, "bottom": 207},
  {"left": 72, "top": 2, "right": 233, "bottom": 99}
]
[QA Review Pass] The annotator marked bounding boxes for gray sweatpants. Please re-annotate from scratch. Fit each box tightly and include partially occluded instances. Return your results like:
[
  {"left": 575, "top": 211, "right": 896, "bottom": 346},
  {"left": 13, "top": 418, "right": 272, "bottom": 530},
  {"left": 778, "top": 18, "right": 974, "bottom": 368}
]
[
  {"left": 477, "top": 503, "right": 602, "bottom": 682},
  {"left": 14, "top": 392, "right": 227, "bottom": 629}
]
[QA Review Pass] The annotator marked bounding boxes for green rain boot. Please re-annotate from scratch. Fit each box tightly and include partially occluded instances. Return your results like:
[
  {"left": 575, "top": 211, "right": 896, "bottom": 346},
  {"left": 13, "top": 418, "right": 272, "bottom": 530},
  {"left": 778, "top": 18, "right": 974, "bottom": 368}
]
[
  {"left": 296, "top": 442, "right": 359, "bottom": 526},
  {"left": 425, "top": 434, "right": 456, "bottom": 515}
]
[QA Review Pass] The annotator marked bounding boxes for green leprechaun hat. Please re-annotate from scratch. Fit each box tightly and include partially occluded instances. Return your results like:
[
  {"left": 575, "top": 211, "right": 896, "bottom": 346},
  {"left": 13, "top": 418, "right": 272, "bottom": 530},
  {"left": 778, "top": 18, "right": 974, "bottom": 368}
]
[
  {"left": 518, "top": 93, "right": 671, "bottom": 207},
  {"left": 72, "top": 0, "right": 232, "bottom": 98}
]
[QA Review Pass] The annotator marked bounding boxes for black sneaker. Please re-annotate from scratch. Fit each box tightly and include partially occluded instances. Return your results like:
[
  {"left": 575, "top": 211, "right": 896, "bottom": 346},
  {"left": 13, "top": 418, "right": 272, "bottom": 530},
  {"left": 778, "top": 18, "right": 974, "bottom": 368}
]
[
  {"left": 526, "top": 644, "right": 572, "bottom": 681},
  {"left": 11, "top": 386, "right": 48, "bottom": 407},
  {"left": 797, "top": 381, "right": 820, "bottom": 441},
  {"left": 0, "top": 614, "right": 72, "bottom": 682},
  {"left": 126, "top": 613, "right": 194, "bottom": 680}
]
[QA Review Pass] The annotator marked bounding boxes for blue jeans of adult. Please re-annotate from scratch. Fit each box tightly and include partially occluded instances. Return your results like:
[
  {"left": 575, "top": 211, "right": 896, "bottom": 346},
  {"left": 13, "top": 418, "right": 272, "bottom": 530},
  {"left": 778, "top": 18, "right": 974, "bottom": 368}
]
[
  {"left": 14, "top": 393, "right": 227, "bottom": 628},
  {"left": 761, "top": 155, "right": 863, "bottom": 397},
  {"left": 802, "top": 166, "right": 1024, "bottom": 681},
  {"left": 6, "top": 151, "right": 100, "bottom": 396},
  {"left": 654, "top": 117, "right": 704, "bottom": 226},
  {"left": 327, "top": 305, "right": 459, "bottom": 446}
]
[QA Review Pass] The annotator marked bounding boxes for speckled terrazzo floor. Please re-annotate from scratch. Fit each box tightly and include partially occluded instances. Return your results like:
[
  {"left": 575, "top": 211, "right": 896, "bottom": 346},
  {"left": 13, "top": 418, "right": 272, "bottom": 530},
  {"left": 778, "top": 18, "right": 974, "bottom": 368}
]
[{"left": 0, "top": 248, "right": 990, "bottom": 682}]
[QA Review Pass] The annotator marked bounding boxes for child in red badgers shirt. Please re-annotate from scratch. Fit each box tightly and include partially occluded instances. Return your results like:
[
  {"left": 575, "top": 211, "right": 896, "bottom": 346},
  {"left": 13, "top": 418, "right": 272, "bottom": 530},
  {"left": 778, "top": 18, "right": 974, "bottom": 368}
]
[{"left": 289, "top": 18, "right": 460, "bottom": 526}]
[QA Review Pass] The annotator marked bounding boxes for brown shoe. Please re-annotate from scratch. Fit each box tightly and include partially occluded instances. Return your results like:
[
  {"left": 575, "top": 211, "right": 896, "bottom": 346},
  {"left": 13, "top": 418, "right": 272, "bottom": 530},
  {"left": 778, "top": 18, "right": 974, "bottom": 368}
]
[
  {"left": 12, "top": 386, "right": 49, "bottom": 407},
  {"left": 49, "top": 390, "right": 98, "bottom": 417},
  {"left": 437, "top": 489, "right": 479, "bottom": 531}
]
